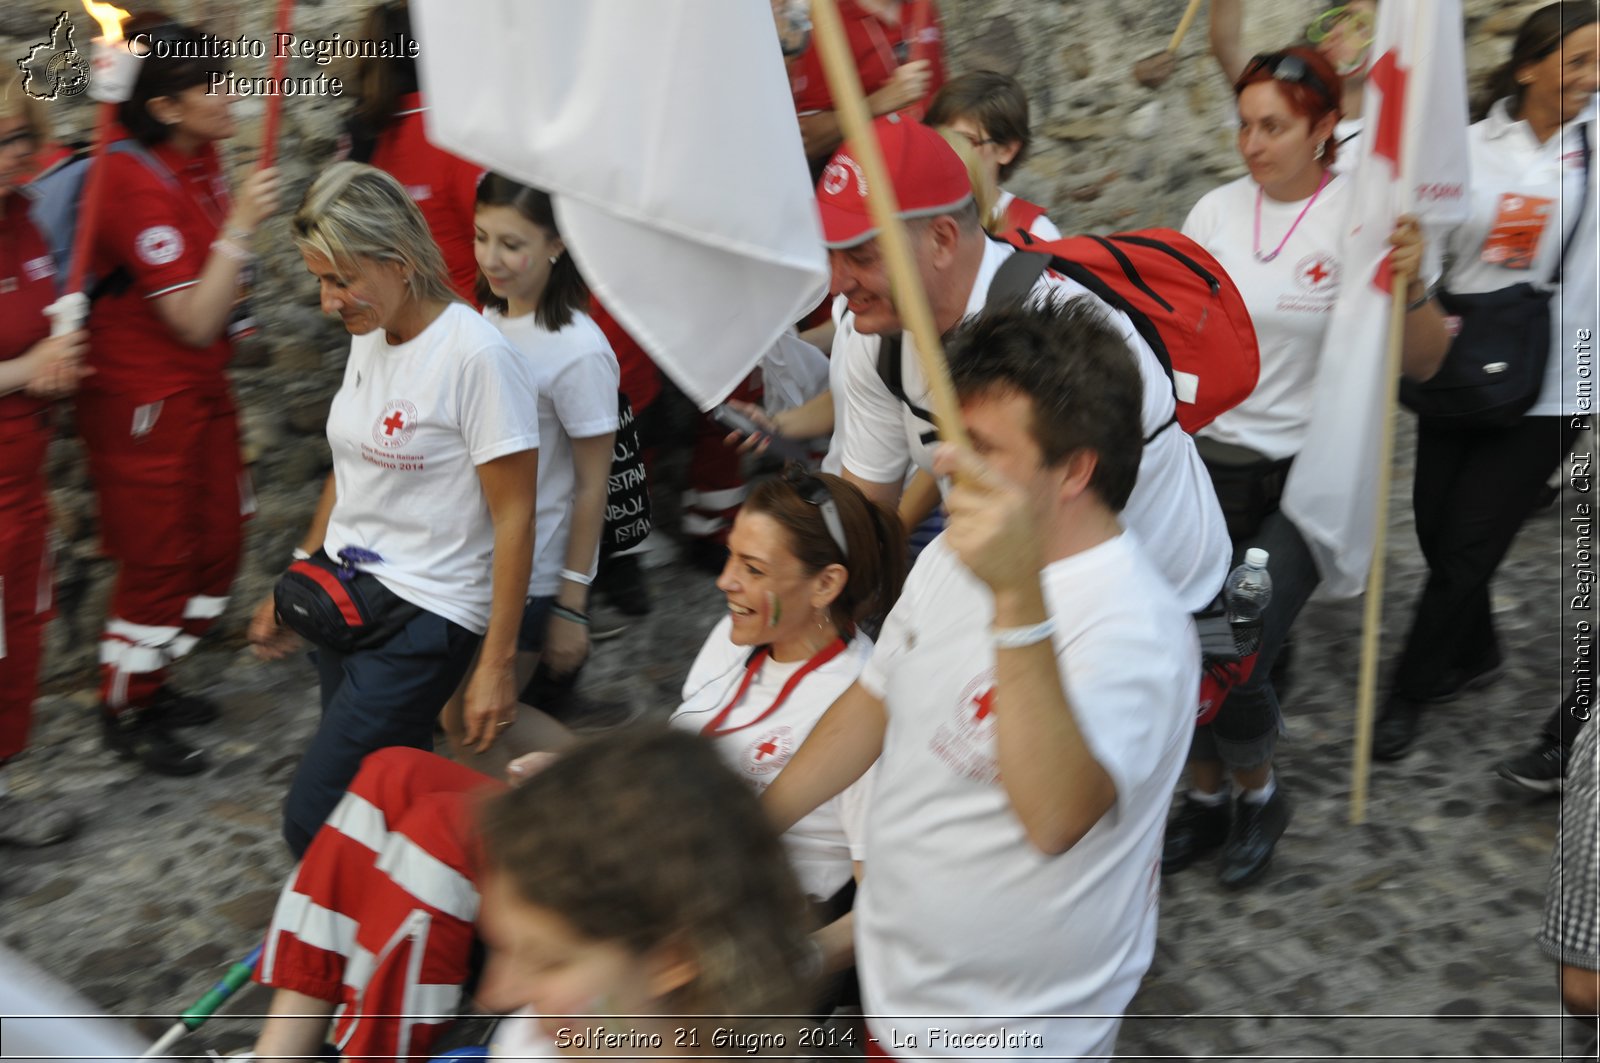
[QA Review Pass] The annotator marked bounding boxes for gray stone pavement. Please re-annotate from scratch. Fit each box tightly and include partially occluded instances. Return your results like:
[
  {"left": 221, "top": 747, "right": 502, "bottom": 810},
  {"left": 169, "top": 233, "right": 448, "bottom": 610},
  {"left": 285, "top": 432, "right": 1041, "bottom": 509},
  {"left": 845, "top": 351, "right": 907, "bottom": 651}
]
[{"left": 1, "top": 421, "right": 1595, "bottom": 1061}]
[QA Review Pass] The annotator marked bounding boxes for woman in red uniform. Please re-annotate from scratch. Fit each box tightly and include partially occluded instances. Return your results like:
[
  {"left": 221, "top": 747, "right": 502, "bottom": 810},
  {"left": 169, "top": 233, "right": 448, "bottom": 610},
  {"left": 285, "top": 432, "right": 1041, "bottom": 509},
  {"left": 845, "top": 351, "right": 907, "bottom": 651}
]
[
  {"left": 0, "top": 73, "right": 88, "bottom": 845},
  {"left": 79, "top": 14, "right": 279, "bottom": 776}
]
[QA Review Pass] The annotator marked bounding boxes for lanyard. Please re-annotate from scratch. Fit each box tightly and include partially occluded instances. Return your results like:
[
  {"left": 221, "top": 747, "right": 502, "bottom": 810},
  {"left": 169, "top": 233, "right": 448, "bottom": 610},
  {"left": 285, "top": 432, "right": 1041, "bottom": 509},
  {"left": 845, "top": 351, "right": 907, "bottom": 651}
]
[
  {"left": 1253, "top": 169, "right": 1331, "bottom": 263},
  {"left": 700, "top": 637, "right": 848, "bottom": 738}
]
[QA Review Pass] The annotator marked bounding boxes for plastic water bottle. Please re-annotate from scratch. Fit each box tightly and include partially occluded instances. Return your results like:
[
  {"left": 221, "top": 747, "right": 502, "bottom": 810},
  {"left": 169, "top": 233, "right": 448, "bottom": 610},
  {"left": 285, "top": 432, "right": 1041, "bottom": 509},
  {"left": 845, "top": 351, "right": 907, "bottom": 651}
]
[{"left": 1224, "top": 548, "right": 1273, "bottom": 657}]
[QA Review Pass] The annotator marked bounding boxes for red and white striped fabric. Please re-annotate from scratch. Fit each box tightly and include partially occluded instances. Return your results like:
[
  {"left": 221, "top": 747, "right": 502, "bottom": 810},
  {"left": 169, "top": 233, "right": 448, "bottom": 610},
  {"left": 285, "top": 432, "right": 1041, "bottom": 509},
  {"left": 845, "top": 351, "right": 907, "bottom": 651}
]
[{"left": 257, "top": 748, "right": 502, "bottom": 1063}]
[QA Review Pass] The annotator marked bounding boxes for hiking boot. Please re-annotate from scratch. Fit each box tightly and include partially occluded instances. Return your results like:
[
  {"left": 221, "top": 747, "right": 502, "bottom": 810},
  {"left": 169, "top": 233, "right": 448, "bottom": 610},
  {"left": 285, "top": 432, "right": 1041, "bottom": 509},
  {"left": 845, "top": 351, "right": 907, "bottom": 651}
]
[
  {"left": 1161, "top": 794, "right": 1232, "bottom": 874},
  {"left": 1219, "top": 788, "right": 1291, "bottom": 889},
  {"left": 1372, "top": 697, "right": 1424, "bottom": 761},
  {"left": 0, "top": 793, "right": 80, "bottom": 847},
  {"left": 149, "top": 684, "right": 221, "bottom": 727},
  {"left": 1495, "top": 736, "right": 1568, "bottom": 795},
  {"left": 101, "top": 708, "right": 208, "bottom": 776}
]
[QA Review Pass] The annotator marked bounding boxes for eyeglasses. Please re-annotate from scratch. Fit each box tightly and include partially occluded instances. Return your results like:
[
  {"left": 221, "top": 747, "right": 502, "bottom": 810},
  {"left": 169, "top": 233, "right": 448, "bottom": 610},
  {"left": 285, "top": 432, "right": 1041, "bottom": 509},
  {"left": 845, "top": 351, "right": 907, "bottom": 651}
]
[
  {"left": 783, "top": 464, "right": 850, "bottom": 563},
  {"left": 1241, "top": 52, "right": 1338, "bottom": 108},
  {"left": 1306, "top": 5, "right": 1376, "bottom": 47},
  {"left": 953, "top": 130, "right": 1000, "bottom": 150}
]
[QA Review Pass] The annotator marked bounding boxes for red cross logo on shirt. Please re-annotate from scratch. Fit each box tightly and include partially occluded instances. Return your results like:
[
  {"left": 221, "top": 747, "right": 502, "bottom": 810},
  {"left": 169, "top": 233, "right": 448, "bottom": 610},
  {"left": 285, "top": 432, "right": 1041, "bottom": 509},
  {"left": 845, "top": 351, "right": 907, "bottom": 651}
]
[
  {"left": 372, "top": 399, "right": 420, "bottom": 449},
  {"left": 382, "top": 411, "right": 407, "bottom": 436},
  {"left": 972, "top": 688, "right": 997, "bottom": 722},
  {"left": 754, "top": 739, "right": 779, "bottom": 760},
  {"left": 1305, "top": 260, "right": 1331, "bottom": 286}
]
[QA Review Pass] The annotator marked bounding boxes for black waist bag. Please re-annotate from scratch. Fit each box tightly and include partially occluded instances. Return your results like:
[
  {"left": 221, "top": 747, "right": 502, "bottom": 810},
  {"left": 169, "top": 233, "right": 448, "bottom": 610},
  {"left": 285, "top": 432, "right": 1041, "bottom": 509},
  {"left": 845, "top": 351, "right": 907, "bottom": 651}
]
[
  {"left": 273, "top": 549, "right": 421, "bottom": 655},
  {"left": 1398, "top": 283, "right": 1553, "bottom": 428}
]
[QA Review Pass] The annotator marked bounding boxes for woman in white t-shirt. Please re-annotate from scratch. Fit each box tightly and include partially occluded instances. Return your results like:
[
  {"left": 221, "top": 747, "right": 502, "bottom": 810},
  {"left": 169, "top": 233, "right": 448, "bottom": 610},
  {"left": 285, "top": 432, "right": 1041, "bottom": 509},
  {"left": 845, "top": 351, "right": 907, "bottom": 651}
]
[
  {"left": 1376, "top": 3, "right": 1599, "bottom": 768},
  {"left": 1166, "top": 48, "right": 1448, "bottom": 889},
  {"left": 249, "top": 163, "right": 541, "bottom": 857},
  {"left": 672, "top": 469, "right": 905, "bottom": 908},
  {"left": 436, "top": 176, "right": 619, "bottom": 755}
]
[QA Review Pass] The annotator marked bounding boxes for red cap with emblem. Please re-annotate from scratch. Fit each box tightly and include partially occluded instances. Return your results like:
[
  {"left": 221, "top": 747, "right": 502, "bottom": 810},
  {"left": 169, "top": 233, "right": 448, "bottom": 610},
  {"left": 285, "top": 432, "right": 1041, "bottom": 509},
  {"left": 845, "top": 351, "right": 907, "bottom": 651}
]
[{"left": 815, "top": 114, "right": 973, "bottom": 249}]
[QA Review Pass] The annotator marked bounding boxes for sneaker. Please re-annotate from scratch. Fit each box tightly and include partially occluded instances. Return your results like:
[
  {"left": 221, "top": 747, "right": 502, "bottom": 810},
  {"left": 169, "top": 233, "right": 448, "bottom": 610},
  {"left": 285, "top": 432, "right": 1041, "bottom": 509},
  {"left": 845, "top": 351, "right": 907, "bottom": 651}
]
[
  {"left": 1372, "top": 697, "right": 1424, "bottom": 761},
  {"left": 1495, "top": 737, "right": 1568, "bottom": 794},
  {"left": 0, "top": 793, "right": 80, "bottom": 847},
  {"left": 101, "top": 708, "right": 209, "bottom": 776},
  {"left": 1161, "top": 794, "right": 1232, "bottom": 874},
  {"left": 1218, "top": 788, "right": 1291, "bottom": 889},
  {"left": 148, "top": 684, "right": 221, "bottom": 727}
]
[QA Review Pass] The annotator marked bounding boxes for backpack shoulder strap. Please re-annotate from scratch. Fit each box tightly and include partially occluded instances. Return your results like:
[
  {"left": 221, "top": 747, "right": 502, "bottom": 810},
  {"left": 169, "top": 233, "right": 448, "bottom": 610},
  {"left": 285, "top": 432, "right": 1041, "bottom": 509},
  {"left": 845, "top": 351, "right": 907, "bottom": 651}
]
[{"left": 985, "top": 249, "right": 1052, "bottom": 311}]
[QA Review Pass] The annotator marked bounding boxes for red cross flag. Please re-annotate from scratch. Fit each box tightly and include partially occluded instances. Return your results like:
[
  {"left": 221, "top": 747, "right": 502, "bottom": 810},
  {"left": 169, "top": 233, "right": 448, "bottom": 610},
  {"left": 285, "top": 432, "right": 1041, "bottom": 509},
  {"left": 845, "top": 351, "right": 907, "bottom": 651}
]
[
  {"left": 1279, "top": 0, "right": 1473, "bottom": 597},
  {"left": 410, "top": 0, "right": 828, "bottom": 409}
]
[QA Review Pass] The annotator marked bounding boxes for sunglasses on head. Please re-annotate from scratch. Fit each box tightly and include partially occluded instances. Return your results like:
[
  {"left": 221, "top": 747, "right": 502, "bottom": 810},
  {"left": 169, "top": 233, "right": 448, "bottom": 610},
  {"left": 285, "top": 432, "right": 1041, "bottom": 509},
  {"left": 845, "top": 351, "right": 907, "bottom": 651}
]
[
  {"left": 1242, "top": 52, "right": 1337, "bottom": 108},
  {"left": 782, "top": 464, "right": 850, "bottom": 563}
]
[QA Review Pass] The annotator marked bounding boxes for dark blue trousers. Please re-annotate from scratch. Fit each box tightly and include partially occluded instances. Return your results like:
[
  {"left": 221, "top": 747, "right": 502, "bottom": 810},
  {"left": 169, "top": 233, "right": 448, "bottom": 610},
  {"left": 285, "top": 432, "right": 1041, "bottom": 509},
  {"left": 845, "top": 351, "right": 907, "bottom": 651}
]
[{"left": 281, "top": 608, "right": 480, "bottom": 858}]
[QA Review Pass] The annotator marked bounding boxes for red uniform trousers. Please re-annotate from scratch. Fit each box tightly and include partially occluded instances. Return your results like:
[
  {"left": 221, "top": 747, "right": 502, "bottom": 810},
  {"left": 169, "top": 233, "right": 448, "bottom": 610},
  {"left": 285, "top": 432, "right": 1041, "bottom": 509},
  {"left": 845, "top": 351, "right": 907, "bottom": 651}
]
[
  {"left": 258, "top": 747, "right": 502, "bottom": 1063},
  {"left": 682, "top": 374, "right": 764, "bottom": 545},
  {"left": 0, "top": 411, "right": 53, "bottom": 762},
  {"left": 75, "top": 386, "right": 250, "bottom": 713}
]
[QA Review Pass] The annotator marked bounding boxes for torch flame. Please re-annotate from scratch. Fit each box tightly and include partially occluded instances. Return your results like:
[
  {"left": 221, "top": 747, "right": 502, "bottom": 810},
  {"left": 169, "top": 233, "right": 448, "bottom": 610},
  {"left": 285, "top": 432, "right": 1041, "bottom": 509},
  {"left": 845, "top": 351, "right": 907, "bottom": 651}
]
[{"left": 82, "top": 0, "right": 131, "bottom": 43}]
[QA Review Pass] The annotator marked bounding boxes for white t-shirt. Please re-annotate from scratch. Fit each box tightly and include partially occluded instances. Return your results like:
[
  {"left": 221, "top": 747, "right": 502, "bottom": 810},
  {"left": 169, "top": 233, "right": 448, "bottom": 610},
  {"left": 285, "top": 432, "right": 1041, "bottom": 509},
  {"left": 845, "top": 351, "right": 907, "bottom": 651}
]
[
  {"left": 854, "top": 533, "right": 1196, "bottom": 1059},
  {"left": 1183, "top": 173, "right": 1349, "bottom": 459},
  {"left": 483, "top": 308, "right": 620, "bottom": 595},
  {"left": 672, "top": 615, "right": 873, "bottom": 901},
  {"left": 994, "top": 188, "right": 1063, "bottom": 240},
  {"left": 1443, "top": 100, "right": 1597, "bottom": 418},
  {"left": 835, "top": 237, "right": 1231, "bottom": 611},
  {"left": 323, "top": 302, "right": 541, "bottom": 634}
]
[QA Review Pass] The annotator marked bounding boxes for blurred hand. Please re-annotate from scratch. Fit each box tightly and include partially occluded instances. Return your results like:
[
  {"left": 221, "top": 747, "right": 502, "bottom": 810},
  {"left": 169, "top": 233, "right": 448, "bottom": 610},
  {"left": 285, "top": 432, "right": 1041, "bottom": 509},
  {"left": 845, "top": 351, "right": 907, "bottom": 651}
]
[
  {"left": 463, "top": 660, "right": 517, "bottom": 754},
  {"left": 505, "top": 750, "right": 560, "bottom": 786},
  {"left": 870, "top": 59, "right": 932, "bottom": 116},
  {"left": 542, "top": 612, "right": 590, "bottom": 678},
  {"left": 932, "top": 442, "right": 1045, "bottom": 597},
  {"left": 229, "top": 166, "right": 282, "bottom": 235},
  {"left": 248, "top": 595, "right": 301, "bottom": 660},
  {"left": 1388, "top": 213, "right": 1426, "bottom": 299},
  {"left": 21, "top": 330, "right": 91, "bottom": 398},
  {"left": 720, "top": 398, "right": 781, "bottom": 456}
]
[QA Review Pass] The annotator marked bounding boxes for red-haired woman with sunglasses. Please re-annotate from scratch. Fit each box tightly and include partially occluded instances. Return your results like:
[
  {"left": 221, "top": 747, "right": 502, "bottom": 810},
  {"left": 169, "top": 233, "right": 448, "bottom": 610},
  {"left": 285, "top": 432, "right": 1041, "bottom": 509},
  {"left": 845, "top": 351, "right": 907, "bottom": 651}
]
[{"left": 1162, "top": 47, "right": 1448, "bottom": 889}]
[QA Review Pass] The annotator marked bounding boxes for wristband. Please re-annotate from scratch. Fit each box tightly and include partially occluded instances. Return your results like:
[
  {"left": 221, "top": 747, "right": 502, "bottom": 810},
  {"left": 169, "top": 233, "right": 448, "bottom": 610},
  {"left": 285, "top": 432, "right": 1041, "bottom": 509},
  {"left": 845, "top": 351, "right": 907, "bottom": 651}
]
[
  {"left": 550, "top": 604, "right": 590, "bottom": 627},
  {"left": 991, "top": 617, "right": 1055, "bottom": 649},
  {"left": 291, "top": 547, "right": 311, "bottom": 561},
  {"left": 211, "top": 238, "right": 254, "bottom": 263},
  {"left": 559, "top": 567, "right": 594, "bottom": 586}
]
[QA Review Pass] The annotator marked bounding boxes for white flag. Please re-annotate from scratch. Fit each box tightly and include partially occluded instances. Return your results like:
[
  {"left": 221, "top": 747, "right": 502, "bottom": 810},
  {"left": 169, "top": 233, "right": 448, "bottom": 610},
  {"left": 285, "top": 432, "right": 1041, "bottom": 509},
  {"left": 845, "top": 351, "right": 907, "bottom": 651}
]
[
  {"left": 1280, "top": 0, "right": 1473, "bottom": 597},
  {"left": 411, "top": 0, "right": 829, "bottom": 409}
]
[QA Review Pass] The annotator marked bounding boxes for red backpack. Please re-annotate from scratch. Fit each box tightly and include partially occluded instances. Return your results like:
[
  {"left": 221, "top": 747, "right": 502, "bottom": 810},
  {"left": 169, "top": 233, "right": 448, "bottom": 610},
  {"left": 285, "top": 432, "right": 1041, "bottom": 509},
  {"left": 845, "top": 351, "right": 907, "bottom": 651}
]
[
  {"left": 1005, "top": 229, "right": 1259, "bottom": 433},
  {"left": 876, "top": 230, "right": 1259, "bottom": 437}
]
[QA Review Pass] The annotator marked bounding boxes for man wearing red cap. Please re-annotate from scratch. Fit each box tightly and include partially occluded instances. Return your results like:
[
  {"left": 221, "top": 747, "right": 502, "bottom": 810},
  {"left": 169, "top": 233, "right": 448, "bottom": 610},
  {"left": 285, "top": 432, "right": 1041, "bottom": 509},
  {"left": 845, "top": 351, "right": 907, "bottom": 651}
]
[{"left": 817, "top": 115, "right": 1229, "bottom": 614}]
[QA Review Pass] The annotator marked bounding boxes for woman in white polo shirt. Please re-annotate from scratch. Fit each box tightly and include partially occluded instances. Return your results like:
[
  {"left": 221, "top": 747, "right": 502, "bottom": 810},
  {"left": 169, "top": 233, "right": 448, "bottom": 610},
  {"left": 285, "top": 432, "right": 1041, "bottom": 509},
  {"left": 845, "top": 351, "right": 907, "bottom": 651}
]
[
  {"left": 1166, "top": 48, "right": 1448, "bottom": 888},
  {"left": 249, "top": 162, "right": 541, "bottom": 856},
  {"left": 1375, "top": 2, "right": 1598, "bottom": 766},
  {"left": 672, "top": 468, "right": 904, "bottom": 911}
]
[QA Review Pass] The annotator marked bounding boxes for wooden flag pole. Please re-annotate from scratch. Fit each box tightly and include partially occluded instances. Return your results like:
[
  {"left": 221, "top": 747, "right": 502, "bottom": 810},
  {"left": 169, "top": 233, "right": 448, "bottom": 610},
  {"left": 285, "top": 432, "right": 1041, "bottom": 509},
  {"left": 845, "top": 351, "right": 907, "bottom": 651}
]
[
  {"left": 1349, "top": 268, "right": 1411, "bottom": 824},
  {"left": 809, "top": 0, "right": 969, "bottom": 450}
]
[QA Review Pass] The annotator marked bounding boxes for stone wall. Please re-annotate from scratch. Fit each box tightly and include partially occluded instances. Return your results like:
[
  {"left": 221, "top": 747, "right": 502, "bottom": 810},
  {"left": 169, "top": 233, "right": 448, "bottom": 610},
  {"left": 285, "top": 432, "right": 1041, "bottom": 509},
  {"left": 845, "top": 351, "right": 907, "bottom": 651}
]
[{"left": 1, "top": 0, "right": 1546, "bottom": 685}]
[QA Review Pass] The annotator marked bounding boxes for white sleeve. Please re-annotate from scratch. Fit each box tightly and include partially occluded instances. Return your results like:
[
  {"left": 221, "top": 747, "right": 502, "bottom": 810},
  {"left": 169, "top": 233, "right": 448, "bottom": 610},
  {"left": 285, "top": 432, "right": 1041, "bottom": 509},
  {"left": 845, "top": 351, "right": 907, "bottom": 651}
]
[
  {"left": 1057, "top": 613, "right": 1199, "bottom": 824},
  {"left": 456, "top": 340, "right": 541, "bottom": 465},
  {"left": 837, "top": 763, "right": 876, "bottom": 860},
  {"left": 1180, "top": 194, "right": 1214, "bottom": 244},
  {"left": 551, "top": 348, "right": 622, "bottom": 440},
  {"left": 1030, "top": 213, "right": 1063, "bottom": 241},
  {"left": 836, "top": 322, "right": 913, "bottom": 485}
]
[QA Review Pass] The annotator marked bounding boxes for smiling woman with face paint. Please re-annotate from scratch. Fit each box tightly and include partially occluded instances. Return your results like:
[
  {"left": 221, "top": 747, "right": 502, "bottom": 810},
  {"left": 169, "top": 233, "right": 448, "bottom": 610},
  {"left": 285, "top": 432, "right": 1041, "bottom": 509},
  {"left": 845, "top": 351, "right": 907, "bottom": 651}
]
[{"left": 248, "top": 162, "right": 541, "bottom": 858}]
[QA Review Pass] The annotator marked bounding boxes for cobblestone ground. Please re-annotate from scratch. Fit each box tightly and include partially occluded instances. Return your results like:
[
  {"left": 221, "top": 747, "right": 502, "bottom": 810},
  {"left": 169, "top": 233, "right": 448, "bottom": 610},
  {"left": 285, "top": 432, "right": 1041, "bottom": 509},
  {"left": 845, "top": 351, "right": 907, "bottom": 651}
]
[{"left": 2, "top": 422, "right": 1595, "bottom": 1061}]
